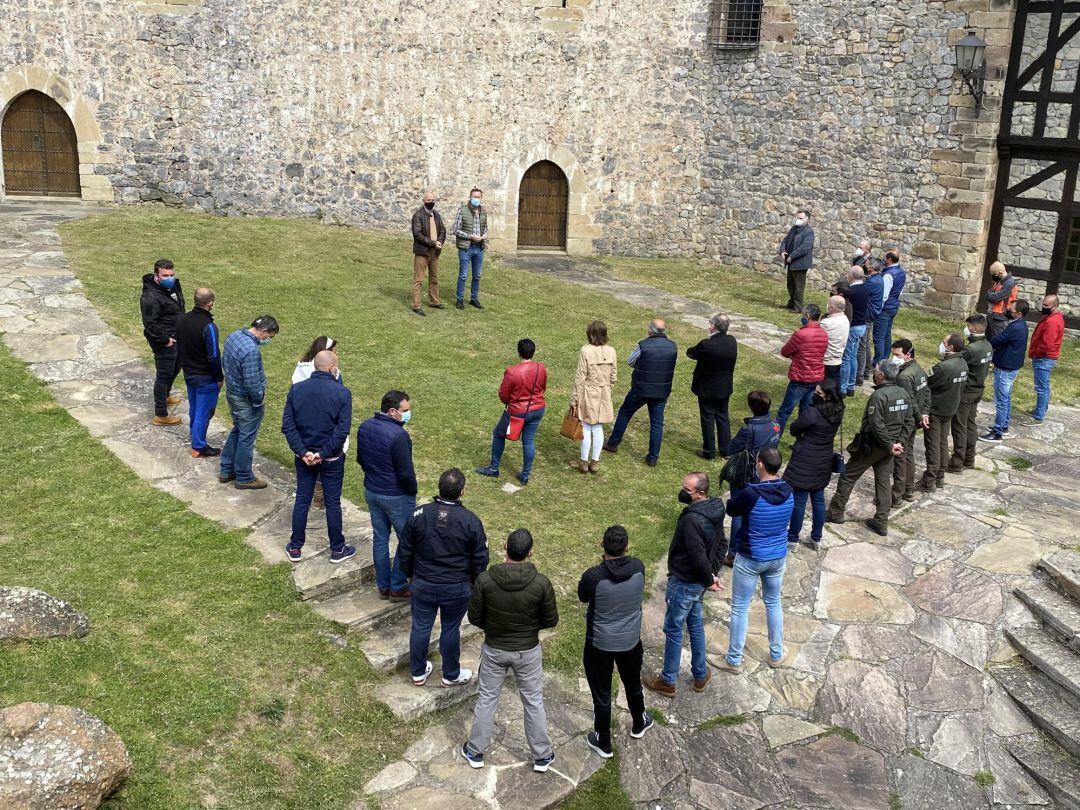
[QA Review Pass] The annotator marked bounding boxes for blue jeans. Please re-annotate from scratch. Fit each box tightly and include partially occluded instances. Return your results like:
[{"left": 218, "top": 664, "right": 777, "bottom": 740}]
[
  {"left": 220, "top": 392, "right": 264, "bottom": 483},
  {"left": 186, "top": 378, "right": 220, "bottom": 451},
  {"left": 1032, "top": 357, "right": 1057, "bottom": 420},
  {"left": 841, "top": 325, "right": 866, "bottom": 393},
  {"left": 607, "top": 391, "right": 668, "bottom": 462},
  {"left": 290, "top": 456, "right": 345, "bottom": 551},
  {"left": 788, "top": 488, "right": 825, "bottom": 544},
  {"left": 365, "top": 489, "right": 414, "bottom": 593},
  {"left": 660, "top": 576, "right": 708, "bottom": 685},
  {"left": 490, "top": 407, "right": 545, "bottom": 481},
  {"left": 457, "top": 244, "right": 484, "bottom": 301},
  {"left": 776, "top": 381, "right": 816, "bottom": 433},
  {"left": 726, "top": 555, "right": 786, "bottom": 667},
  {"left": 409, "top": 577, "right": 472, "bottom": 680},
  {"left": 993, "top": 368, "right": 1020, "bottom": 434},
  {"left": 872, "top": 310, "right": 896, "bottom": 366}
]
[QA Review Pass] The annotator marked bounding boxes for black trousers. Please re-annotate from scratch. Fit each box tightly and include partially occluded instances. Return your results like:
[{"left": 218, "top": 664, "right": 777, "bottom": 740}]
[
  {"left": 697, "top": 396, "right": 731, "bottom": 457},
  {"left": 151, "top": 345, "right": 180, "bottom": 416},
  {"left": 824, "top": 364, "right": 841, "bottom": 381},
  {"left": 583, "top": 640, "right": 646, "bottom": 748},
  {"left": 786, "top": 269, "right": 807, "bottom": 309}
]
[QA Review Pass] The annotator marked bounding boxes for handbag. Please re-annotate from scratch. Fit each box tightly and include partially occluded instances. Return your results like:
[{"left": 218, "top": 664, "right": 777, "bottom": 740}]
[
  {"left": 504, "top": 364, "right": 541, "bottom": 442},
  {"left": 560, "top": 406, "right": 584, "bottom": 441},
  {"left": 832, "top": 420, "right": 846, "bottom": 475}
]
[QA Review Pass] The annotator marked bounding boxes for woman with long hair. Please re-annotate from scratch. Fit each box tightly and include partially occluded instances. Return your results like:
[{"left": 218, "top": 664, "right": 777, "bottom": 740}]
[{"left": 569, "top": 320, "right": 617, "bottom": 474}]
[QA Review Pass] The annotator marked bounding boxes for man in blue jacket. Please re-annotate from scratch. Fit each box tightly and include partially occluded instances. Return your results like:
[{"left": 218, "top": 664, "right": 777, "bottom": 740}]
[
  {"left": 873, "top": 250, "right": 907, "bottom": 365},
  {"left": 720, "top": 448, "right": 793, "bottom": 673},
  {"left": 779, "top": 210, "right": 814, "bottom": 310},
  {"left": 282, "top": 351, "right": 354, "bottom": 564},
  {"left": 357, "top": 390, "right": 418, "bottom": 601},
  {"left": 981, "top": 300, "right": 1031, "bottom": 443},
  {"left": 175, "top": 288, "right": 224, "bottom": 459},
  {"left": 220, "top": 314, "right": 279, "bottom": 489},
  {"left": 862, "top": 259, "right": 885, "bottom": 382}
]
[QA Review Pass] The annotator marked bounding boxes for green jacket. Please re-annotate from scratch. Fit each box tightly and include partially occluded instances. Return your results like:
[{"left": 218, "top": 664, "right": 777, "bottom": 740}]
[
  {"left": 468, "top": 562, "right": 558, "bottom": 652},
  {"left": 895, "top": 360, "right": 931, "bottom": 425},
  {"left": 454, "top": 202, "right": 488, "bottom": 250},
  {"left": 860, "top": 383, "right": 914, "bottom": 451},
  {"left": 961, "top": 335, "right": 993, "bottom": 392},
  {"left": 927, "top": 353, "right": 969, "bottom": 417}
]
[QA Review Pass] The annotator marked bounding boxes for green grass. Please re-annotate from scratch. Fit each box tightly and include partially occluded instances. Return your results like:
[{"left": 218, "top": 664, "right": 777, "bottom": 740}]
[
  {"left": 558, "top": 758, "right": 632, "bottom": 810},
  {"left": 973, "top": 770, "right": 996, "bottom": 787},
  {"left": 596, "top": 256, "right": 1080, "bottom": 410},
  {"left": 695, "top": 713, "right": 747, "bottom": 731},
  {"left": 825, "top": 725, "right": 861, "bottom": 743},
  {"left": 1006, "top": 456, "right": 1033, "bottom": 471}
]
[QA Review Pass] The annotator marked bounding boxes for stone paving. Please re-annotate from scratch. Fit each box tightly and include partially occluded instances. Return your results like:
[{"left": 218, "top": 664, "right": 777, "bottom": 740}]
[{"left": 3, "top": 204, "right": 1080, "bottom": 808}]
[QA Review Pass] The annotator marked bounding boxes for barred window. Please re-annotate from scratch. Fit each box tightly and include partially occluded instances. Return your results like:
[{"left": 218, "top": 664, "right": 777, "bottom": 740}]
[{"left": 709, "top": 0, "right": 764, "bottom": 49}]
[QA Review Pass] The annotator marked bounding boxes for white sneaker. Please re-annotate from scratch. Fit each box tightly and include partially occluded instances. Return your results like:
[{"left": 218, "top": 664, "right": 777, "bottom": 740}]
[
  {"left": 442, "top": 667, "right": 473, "bottom": 687},
  {"left": 412, "top": 661, "right": 433, "bottom": 686}
]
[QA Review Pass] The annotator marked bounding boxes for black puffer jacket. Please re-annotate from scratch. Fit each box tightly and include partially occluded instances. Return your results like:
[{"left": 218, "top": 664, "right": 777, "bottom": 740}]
[
  {"left": 468, "top": 562, "right": 558, "bottom": 652},
  {"left": 782, "top": 401, "right": 843, "bottom": 491},
  {"left": 667, "top": 497, "right": 726, "bottom": 587},
  {"left": 140, "top": 273, "right": 186, "bottom": 349}
]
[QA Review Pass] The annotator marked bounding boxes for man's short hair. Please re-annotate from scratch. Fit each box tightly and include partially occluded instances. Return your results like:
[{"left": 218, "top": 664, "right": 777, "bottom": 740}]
[
  {"left": 709, "top": 313, "right": 730, "bottom": 333},
  {"left": 154, "top": 258, "right": 174, "bottom": 272},
  {"left": 251, "top": 315, "right": 279, "bottom": 334},
  {"left": 891, "top": 338, "right": 914, "bottom": 357},
  {"left": 796, "top": 209, "right": 810, "bottom": 218},
  {"left": 867, "top": 257, "right": 884, "bottom": 274},
  {"left": 803, "top": 303, "right": 821, "bottom": 321},
  {"left": 602, "top": 525, "right": 629, "bottom": 557},
  {"left": 687, "top": 471, "right": 709, "bottom": 494},
  {"left": 966, "top": 313, "right": 987, "bottom": 329},
  {"left": 884, "top": 249, "right": 900, "bottom": 264},
  {"left": 1013, "top": 299, "right": 1030, "bottom": 318},
  {"left": 438, "top": 468, "right": 466, "bottom": 500},
  {"left": 748, "top": 389, "right": 771, "bottom": 416},
  {"left": 876, "top": 359, "right": 900, "bottom": 381},
  {"left": 946, "top": 333, "right": 965, "bottom": 353},
  {"left": 647, "top": 319, "right": 667, "bottom": 336},
  {"left": 758, "top": 447, "right": 782, "bottom": 474},
  {"left": 380, "top": 389, "right": 409, "bottom": 412},
  {"left": 518, "top": 338, "right": 536, "bottom": 360},
  {"left": 470, "top": 187, "right": 483, "bottom": 197},
  {"left": 846, "top": 267, "right": 863, "bottom": 282},
  {"left": 832, "top": 280, "right": 850, "bottom": 297},
  {"left": 506, "top": 528, "right": 533, "bottom": 561}
]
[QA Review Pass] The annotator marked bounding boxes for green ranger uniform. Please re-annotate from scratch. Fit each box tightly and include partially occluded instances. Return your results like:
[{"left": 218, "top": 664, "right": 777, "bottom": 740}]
[
  {"left": 892, "top": 360, "right": 930, "bottom": 503},
  {"left": 920, "top": 353, "right": 968, "bottom": 489},
  {"left": 829, "top": 382, "right": 914, "bottom": 533},
  {"left": 950, "top": 335, "right": 993, "bottom": 470}
]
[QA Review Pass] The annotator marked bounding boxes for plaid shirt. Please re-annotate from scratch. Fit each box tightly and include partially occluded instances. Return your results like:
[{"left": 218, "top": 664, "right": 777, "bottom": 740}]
[
  {"left": 454, "top": 207, "right": 483, "bottom": 240},
  {"left": 223, "top": 328, "right": 267, "bottom": 403}
]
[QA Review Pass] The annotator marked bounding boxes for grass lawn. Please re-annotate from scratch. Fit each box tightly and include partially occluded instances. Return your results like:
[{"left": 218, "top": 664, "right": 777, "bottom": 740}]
[{"left": 596, "top": 256, "right": 1080, "bottom": 410}]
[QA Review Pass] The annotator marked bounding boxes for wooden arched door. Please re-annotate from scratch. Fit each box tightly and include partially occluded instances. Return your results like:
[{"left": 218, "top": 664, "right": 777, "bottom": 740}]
[
  {"left": 517, "top": 161, "right": 568, "bottom": 250},
  {"left": 1, "top": 91, "right": 81, "bottom": 197}
]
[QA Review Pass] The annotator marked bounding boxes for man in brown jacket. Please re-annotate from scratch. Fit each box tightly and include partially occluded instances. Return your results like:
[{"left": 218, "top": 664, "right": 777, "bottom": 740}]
[{"left": 410, "top": 190, "right": 447, "bottom": 316}]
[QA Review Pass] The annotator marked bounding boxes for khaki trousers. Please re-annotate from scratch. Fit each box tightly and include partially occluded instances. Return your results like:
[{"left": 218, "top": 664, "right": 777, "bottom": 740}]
[
  {"left": 412, "top": 252, "right": 441, "bottom": 308},
  {"left": 921, "top": 414, "right": 951, "bottom": 487},
  {"left": 891, "top": 429, "right": 917, "bottom": 503},
  {"left": 829, "top": 443, "right": 895, "bottom": 526},
  {"left": 950, "top": 390, "right": 982, "bottom": 469}
]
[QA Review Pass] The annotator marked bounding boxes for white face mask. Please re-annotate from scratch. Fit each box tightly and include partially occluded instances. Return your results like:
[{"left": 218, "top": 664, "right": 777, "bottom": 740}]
[
  {"left": 853, "top": 248, "right": 863, "bottom": 258},
  {"left": 939, "top": 342, "right": 949, "bottom": 358},
  {"left": 963, "top": 326, "right": 971, "bottom": 338},
  {"left": 889, "top": 355, "right": 904, "bottom": 366},
  {"left": 794, "top": 217, "right": 806, "bottom": 227}
]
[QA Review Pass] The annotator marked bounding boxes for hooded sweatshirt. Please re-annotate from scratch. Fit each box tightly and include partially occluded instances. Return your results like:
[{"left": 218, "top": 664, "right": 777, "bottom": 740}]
[
  {"left": 667, "top": 497, "right": 726, "bottom": 587},
  {"left": 578, "top": 556, "right": 646, "bottom": 652},
  {"left": 140, "top": 272, "right": 186, "bottom": 349},
  {"left": 726, "top": 478, "right": 794, "bottom": 561},
  {"left": 468, "top": 562, "right": 558, "bottom": 652}
]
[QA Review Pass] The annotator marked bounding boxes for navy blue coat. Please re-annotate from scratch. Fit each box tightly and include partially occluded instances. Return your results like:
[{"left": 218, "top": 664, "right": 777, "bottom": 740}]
[
  {"left": 990, "top": 317, "right": 1029, "bottom": 371},
  {"left": 281, "top": 371, "right": 353, "bottom": 460},
  {"left": 356, "top": 412, "right": 418, "bottom": 496}
]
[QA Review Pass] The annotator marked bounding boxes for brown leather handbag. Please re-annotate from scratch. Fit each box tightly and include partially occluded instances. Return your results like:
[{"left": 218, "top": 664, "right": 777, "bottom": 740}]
[{"left": 560, "top": 405, "right": 584, "bottom": 441}]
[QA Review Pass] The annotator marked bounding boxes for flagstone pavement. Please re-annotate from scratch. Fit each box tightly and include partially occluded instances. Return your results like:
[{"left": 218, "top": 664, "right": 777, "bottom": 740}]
[{"left": 2, "top": 201, "right": 1078, "bottom": 809}]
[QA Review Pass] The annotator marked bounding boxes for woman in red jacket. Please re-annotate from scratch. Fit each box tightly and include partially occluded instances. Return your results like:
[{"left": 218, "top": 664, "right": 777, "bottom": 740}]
[
  {"left": 476, "top": 338, "right": 548, "bottom": 485},
  {"left": 1028, "top": 294, "right": 1065, "bottom": 423}
]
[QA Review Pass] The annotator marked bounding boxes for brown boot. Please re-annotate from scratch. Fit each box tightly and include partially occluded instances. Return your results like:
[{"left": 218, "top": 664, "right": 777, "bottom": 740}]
[
  {"left": 152, "top": 415, "right": 182, "bottom": 426},
  {"left": 165, "top": 394, "right": 182, "bottom": 406},
  {"left": 642, "top": 674, "right": 676, "bottom": 698},
  {"left": 234, "top": 478, "right": 268, "bottom": 490},
  {"left": 588, "top": 460, "right": 600, "bottom": 474},
  {"left": 567, "top": 459, "right": 589, "bottom": 473},
  {"left": 313, "top": 482, "right": 325, "bottom": 509},
  {"left": 693, "top": 670, "right": 712, "bottom": 692}
]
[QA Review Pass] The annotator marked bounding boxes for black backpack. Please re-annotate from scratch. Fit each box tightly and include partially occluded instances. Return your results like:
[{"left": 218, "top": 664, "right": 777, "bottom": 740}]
[{"left": 721, "top": 446, "right": 759, "bottom": 490}]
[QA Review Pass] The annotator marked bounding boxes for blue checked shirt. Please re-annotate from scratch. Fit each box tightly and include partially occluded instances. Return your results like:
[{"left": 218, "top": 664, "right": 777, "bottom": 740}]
[{"left": 223, "top": 328, "right": 266, "bottom": 404}]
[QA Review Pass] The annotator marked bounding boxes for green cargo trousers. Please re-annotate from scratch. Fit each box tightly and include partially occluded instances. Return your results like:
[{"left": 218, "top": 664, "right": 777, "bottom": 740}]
[
  {"left": 920, "top": 414, "right": 952, "bottom": 488},
  {"left": 829, "top": 443, "right": 896, "bottom": 527},
  {"left": 950, "top": 390, "right": 982, "bottom": 469}
]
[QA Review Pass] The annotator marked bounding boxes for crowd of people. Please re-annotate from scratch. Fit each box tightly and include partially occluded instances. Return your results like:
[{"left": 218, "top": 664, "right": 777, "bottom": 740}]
[{"left": 134, "top": 210, "right": 1068, "bottom": 773}]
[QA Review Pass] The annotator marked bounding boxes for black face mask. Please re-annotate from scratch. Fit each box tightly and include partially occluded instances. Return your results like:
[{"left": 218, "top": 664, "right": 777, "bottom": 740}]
[
  {"left": 678, "top": 489, "right": 693, "bottom": 505},
  {"left": 1042, "top": 306, "right": 1053, "bottom": 316},
  {"left": 424, "top": 201, "right": 435, "bottom": 210}
]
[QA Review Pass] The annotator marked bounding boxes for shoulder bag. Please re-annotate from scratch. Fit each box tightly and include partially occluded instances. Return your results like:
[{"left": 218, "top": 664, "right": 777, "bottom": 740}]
[
  {"left": 560, "top": 405, "right": 584, "bottom": 441},
  {"left": 505, "top": 364, "right": 541, "bottom": 441}
]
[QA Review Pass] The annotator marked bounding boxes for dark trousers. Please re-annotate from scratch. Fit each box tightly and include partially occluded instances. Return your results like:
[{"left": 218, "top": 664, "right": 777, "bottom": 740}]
[
  {"left": 582, "top": 640, "right": 647, "bottom": 749},
  {"left": 697, "top": 396, "right": 730, "bottom": 457},
  {"left": 608, "top": 391, "right": 668, "bottom": 462},
  {"left": 824, "top": 364, "right": 841, "bottom": 381},
  {"left": 872, "top": 310, "right": 896, "bottom": 366},
  {"left": 786, "top": 268, "right": 807, "bottom": 309},
  {"left": 891, "top": 429, "right": 917, "bottom": 502},
  {"left": 409, "top": 577, "right": 472, "bottom": 680},
  {"left": 920, "top": 415, "right": 951, "bottom": 487},
  {"left": 290, "top": 456, "right": 345, "bottom": 551},
  {"left": 950, "top": 390, "right": 982, "bottom": 468},
  {"left": 151, "top": 345, "right": 180, "bottom": 416},
  {"left": 858, "top": 329, "right": 872, "bottom": 380},
  {"left": 829, "top": 443, "right": 895, "bottom": 526}
]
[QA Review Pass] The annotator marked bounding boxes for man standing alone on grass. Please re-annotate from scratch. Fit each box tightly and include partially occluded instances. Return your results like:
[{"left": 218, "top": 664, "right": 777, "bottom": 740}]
[
  {"left": 454, "top": 187, "right": 488, "bottom": 310},
  {"left": 1026, "top": 294, "right": 1065, "bottom": 424},
  {"left": 778, "top": 210, "right": 814, "bottom": 310},
  {"left": 982, "top": 300, "right": 1031, "bottom": 443},
  {"left": 462, "top": 529, "right": 558, "bottom": 773},
  {"left": 281, "top": 351, "right": 354, "bottom": 565},
  {"left": 220, "top": 315, "right": 278, "bottom": 490},
  {"left": 175, "top": 288, "right": 223, "bottom": 458},
  {"left": 140, "top": 258, "right": 185, "bottom": 426},
  {"left": 949, "top": 314, "right": 993, "bottom": 472},
  {"left": 398, "top": 468, "right": 489, "bottom": 688},
  {"left": 410, "top": 189, "right": 446, "bottom": 316},
  {"left": 578, "top": 525, "right": 652, "bottom": 759}
]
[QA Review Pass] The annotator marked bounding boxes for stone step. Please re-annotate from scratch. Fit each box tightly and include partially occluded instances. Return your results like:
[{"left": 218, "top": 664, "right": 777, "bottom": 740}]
[
  {"left": 1006, "top": 626, "right": 1080, "bottom": 703},
  {"left": 1006, "top": 737, "right": 1080, "bottom": 810},
  {"left": 292, "top": 543, "right": 375, "bottom": 602},
  {"left": 310, "top": 587, "right": 410, "bottom": 634},
  {"left": 373, "top": 639, "right": 482, "bottom": 720},
  {"left": 1041, "top": 551, "right": 1080, "bottom": 602},
  {"left": 1016, "top": 581, "right": 1080, "bottom": 651},
  {"left": 994, "top": 665, "right": 1080, "bottom": 758},
  {"left": 359, "top": 613, "right": 482, "bottom": 674}
]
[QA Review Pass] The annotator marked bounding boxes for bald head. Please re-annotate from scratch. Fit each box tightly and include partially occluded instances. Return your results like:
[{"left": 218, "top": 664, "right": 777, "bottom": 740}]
[
  {"left": 827, "top": 295, "right": 845, "bottom": 315},
  {"left": 1044, "top": 294, "right": 1059, "bottom": 310},
  {"left": 682, "top": 472, "right": 709, "bottom": 500},
  {"left": 847, "top": 266, "right": 863, "bottom": 283},
  {"left": 194, "top": 288, "right": 215, "bottom": 309},
  {"left": 313, "top": 350, "right": 337, "bottom": 372},
  {"left": 648, "top": 318, "right": 667, "bottom": 336},
  {"left": 990, "top": 261, "right": 1008, "bottom": 281},
  {"left": 422, "top": 189, "right": 436, "bottom": 204}
]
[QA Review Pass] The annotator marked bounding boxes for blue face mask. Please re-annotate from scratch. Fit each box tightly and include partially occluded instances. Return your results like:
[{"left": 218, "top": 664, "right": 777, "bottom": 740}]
[
  {"left": 399, "top": 409, "right": 412, "bottom": 425},
  {"left": 469, "top": 198, "right": 481, "bottom": 208},
  {"left": 800, "top": 316, "right": 809, "bottom": 326},
  {"left": 258, "top": 337, "right": 272, "bottom": 347},
  {"left": 159, "top": 276, "right": 176, "bottom": 290}
]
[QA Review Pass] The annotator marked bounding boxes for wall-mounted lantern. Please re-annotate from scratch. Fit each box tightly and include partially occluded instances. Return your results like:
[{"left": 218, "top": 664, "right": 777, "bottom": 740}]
[{"left": 956, "top": 30, "right": 987, "bottom": 109}]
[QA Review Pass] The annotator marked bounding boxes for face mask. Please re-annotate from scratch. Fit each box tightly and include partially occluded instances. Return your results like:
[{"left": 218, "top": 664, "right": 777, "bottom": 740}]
[
  {"left": 424, "top": 201, "right": 435, "bottom": 210},
  {"left": 399, "top": 409, "right": 412, "bottom": 425},
  {"left": 1042, "top": 306, "right": 1053, "bottom": 316},
  {"left": 963, "top": 326, "right": 971, "bottom": 338},
  {"left": 800, "top": 316, "right": 809, "bottom": 326},
  {"left": 853, "top": 248, "right": 863, "bottom": 258},
  {"left": 678, "top": 489, "right": 693, "bottom": 505},
  {"left": 794, "top": 218, "right": 805, "bottom": 227},
  {"left": 259, "top": 337, "right": 272, "bottom": 347},
  {"left": 889, "top": 355, "right": 904, "bottom": 366},
  {"left": 938, "top": 342, "right": 948, "bottom": 358},
  {"left": 159, "top": 276, "right": 176, "bottom": 290},
  {"left": 470, "top": 198, "right": 481, "bottom": 208}
]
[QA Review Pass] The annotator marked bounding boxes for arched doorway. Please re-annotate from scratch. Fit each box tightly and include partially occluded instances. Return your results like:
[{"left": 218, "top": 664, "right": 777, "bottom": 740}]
[
  {"left": 2, "top": 90, "right": 81, "bottom": 197},
  {"left": 517, "top": 160, "right": 568, "bottom": 250}
]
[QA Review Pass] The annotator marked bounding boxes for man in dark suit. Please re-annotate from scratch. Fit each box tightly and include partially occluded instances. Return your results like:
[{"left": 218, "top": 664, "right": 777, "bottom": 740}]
[
  {"left": 687, "top": 313, "right": 738, "bottom": 459},
  {"left": 778, "top": 210, "right": 815, "bottom": 310}
]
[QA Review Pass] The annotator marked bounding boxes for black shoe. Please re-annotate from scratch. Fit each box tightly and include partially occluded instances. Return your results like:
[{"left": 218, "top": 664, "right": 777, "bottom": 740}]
[
  {"left": 602, "top": 442, "right": 618, "bottom": 454},
  {"left": 645, "top": 457, "right": 658, "bottom": 467},
  {"left": 469, "top": 299, "right": 483, "bottom": 309},
  {"left": 979, "top": 430, "right": 1002, "bottom": 443},
  {"left": 412, "top": 307, "right": 426, "bottom": 317},
  {"left": 946, "top": 464, "right": 964, "bottom": 474},
  {"left": 863, "top": 519, "right": 888, "bottom": 537},
  {"left": 455, "top": 300, "right": 464, "bottom": 310},
  {"left": 192, "top": 445, "right": 221, "bottom": 458},
  {"left": 586, "top": 732, "right": 613, "bottom": 759},
  {"left": 475, "top": 465, "right": 499, "bottom": 477},
  {"left": 825, "top": 512, "right": 844, "bottom": 524},
  {"left": 630, "top": 713, "right": 655, "bottom": 739},
  {"left": 515, "top": 472, "right": 529, "bottom": 486},
  {"left": 695, "top": 450, "right": 716, "bottom": 460},
  {"left": 429, "top": 303, "right": 445, "bottom": 310}
]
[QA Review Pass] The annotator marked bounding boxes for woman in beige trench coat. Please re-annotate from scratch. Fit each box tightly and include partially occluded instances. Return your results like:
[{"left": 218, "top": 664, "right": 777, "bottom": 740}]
[{"left": 569, "top": 320, "right": 618, "bottom": 473}]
